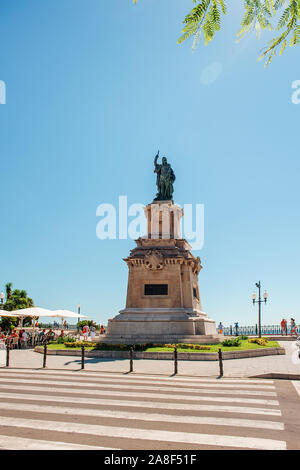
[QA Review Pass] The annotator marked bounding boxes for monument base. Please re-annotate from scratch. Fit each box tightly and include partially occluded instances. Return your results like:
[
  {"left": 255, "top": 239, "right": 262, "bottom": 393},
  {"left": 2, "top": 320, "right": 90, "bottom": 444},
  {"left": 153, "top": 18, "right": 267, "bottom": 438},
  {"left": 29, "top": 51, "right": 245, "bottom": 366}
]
[{"left": 100, "top": 308, "right": 221, "bottom": 344}]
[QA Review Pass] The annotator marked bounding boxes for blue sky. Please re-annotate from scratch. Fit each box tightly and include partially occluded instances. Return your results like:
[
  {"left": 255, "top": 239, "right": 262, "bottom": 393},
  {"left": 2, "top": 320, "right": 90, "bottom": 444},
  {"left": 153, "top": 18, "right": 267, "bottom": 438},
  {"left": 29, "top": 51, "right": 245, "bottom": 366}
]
[{"left": 0, "top": 0, "right": 299, "bottom": 327}]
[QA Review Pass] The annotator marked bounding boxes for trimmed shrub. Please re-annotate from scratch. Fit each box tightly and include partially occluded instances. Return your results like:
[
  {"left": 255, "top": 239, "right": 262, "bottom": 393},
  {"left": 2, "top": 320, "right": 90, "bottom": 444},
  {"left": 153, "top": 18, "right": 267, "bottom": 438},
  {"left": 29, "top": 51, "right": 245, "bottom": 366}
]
[
  {"left": 222, "top": 338, "right": 242, "bottom": 347},
  {"left": 248, "top": 337, "right": 269, "bottom": 346},
  {"left": 173, "top": 343, "right": 211, "bottom": 351},
  {"left": 64, "top": 341, "right": 95, "bottom": 348},
  {"left": 62, "top": 342, "right": 212, "bottom": 352},
  {"left": 56, "top": 336, "right": 76, "bottom": 344}
]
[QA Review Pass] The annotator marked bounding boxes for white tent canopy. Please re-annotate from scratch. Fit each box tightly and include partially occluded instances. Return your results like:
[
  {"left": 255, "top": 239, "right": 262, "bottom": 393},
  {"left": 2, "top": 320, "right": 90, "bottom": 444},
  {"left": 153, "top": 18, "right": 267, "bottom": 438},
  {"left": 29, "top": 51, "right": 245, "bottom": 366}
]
[
  {"left": 44, "top": 309, "right": 88, "bottom": 330},
  {"left": 0, "top": 312, "right": 18, "bottom": 318},
  {"left": 0, "top": 307, "right": 53, "bottom": 318},
  {"left": 0, "top": 307, "right": 88, "bottom": 328},
  {"left": 47, "top": 310, "right": 88, "bottom": 319},
  {"left": 0, "top": 307, "right": 54, "bottom": 327}
]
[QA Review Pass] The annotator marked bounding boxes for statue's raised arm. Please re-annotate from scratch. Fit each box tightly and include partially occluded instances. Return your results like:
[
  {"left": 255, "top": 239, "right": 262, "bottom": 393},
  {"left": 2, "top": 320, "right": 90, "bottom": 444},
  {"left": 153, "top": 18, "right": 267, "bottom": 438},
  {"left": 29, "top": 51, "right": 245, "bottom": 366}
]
[{"left": 154, "top": 150, "right": 160, "bottom": 169}]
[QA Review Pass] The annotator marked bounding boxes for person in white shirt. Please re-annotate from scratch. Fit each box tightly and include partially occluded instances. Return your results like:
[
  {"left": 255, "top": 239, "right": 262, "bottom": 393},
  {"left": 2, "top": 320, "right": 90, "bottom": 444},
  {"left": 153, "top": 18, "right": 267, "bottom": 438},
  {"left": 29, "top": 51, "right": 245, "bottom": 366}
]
[
  {"left": 21, "top": 330, "right": 27, "bottom": 349},
  {"left": 90, "top": 325, "right": 96, "bottom": 340},
  {"left": 82, "top": 325, "right": 89, "bottom": 341}
]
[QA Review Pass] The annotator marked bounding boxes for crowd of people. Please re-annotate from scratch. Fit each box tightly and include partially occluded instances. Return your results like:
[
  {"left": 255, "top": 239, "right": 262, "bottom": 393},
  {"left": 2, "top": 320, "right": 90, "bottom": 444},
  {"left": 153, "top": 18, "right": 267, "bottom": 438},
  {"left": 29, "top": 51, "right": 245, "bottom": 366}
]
[
  {"left": 0, "top": 322, "right": 107, "bottom": 349},
  {"left": 0, "top": 326, "right": 58, "bottom": 348},
  {"left": 280, "top": 317, "right": 298, "bottom": 336},
  {"left": 81, "top": 324, "right": 106, "bottom": 341},
  {"left": 217, "top": 318, "right": 298, "bottom": 337},
  {"left": 0, "top": 327, "right": 28, "bottom": 348}
]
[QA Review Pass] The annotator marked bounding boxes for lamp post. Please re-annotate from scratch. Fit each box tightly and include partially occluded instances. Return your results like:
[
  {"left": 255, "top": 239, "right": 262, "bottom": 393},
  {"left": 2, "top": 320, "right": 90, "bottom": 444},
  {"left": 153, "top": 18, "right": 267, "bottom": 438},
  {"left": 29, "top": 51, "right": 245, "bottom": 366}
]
[
  {"left": 252, "top": 281, "right": 268, "bottom": 338},
  {"left": 77, "top": 304, "right": 81, "bottom": 330}
]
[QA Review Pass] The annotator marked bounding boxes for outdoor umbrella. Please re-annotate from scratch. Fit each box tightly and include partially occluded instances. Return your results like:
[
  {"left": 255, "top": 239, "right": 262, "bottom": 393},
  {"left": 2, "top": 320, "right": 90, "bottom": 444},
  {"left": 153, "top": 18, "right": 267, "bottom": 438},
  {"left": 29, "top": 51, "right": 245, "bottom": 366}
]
[
  {"left": 47, "top": 309, "right": 88, "bottom": 329},
  {"left": 1, "top": 307, "right": 53, "bottom": 328}
]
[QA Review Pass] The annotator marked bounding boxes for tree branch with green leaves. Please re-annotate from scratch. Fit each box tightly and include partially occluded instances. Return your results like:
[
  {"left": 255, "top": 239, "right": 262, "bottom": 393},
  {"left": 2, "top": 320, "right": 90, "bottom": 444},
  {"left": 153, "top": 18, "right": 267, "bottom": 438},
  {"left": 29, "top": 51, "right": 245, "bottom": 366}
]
[{"left": 133, "top": 0, "right": 300, "bottom": 65}]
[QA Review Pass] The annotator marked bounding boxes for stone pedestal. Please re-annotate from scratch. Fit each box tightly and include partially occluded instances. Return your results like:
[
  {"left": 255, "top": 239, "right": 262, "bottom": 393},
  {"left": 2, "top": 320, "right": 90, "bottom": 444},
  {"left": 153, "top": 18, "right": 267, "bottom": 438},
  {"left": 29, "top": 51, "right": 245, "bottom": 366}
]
[{"left": 101, "top": 200, "right": 219, "bottom": 344}]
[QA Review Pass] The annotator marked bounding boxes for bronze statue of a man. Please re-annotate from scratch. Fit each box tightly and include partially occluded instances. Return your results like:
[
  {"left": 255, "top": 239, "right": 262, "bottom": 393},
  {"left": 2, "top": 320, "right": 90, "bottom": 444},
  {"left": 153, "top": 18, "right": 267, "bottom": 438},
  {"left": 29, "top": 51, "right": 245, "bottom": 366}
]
[{"left": 154, "top": 151, "right": 176, "bottom": 201}]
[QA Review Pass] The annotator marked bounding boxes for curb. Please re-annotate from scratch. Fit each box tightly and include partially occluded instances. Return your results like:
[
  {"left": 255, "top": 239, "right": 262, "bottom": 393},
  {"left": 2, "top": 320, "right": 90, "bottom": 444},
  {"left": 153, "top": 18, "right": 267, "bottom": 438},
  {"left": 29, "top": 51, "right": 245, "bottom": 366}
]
[
  {"left": 34, "top": 346, "right": 285, "bottom": 361},
  {"left": 250, "top": 373, "right": 300, "bottom": 381}
]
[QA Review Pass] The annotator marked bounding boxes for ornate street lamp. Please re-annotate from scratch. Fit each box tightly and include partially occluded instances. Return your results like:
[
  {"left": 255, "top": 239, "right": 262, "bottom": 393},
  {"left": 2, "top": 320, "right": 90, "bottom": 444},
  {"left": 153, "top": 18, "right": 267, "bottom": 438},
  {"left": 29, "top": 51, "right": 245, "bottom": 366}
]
[{"left": 252, "top": 281, "right": 268, "bottom": 338}]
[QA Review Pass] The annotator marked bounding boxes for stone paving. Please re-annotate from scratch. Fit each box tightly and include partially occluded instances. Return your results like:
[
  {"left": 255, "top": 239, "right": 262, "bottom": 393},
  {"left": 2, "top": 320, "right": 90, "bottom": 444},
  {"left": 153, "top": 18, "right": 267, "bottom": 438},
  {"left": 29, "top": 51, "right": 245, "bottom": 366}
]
[{"left": 0, "top": 341, "right": 299, "bottom": 378}]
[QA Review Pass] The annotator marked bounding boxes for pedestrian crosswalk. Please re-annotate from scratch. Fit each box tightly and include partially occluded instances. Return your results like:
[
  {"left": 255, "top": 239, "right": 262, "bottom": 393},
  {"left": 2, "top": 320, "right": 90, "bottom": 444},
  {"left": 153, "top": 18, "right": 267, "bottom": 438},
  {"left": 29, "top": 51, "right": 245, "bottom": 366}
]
[{"left": 0, "top": 369, "right": 288, "bottom": 450}]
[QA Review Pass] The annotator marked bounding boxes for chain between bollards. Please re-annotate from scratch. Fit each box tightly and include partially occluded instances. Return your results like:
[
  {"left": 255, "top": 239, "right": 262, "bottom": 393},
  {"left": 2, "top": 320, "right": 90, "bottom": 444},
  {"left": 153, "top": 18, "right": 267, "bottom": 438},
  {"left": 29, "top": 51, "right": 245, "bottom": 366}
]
[
  {"left": 81, "top": 345, "right": 85, "bottom": 370},
  {"left": 129, "top": 347, "right": 134, "bottom": 373},
  {"left": 218, "top": 348, "right": 223, "bottom": 377},
  {"left": 43, "top": 340, "right": 48, "bottom": 368},
  {"left": 174, "top": 347, "right": 178, "bottom": 375}
]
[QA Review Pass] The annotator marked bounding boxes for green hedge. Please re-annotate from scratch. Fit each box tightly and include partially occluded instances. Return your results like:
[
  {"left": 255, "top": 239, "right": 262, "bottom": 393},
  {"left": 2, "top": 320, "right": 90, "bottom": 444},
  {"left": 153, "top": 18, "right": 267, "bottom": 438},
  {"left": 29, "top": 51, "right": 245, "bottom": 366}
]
[
  {"left": 62, "top": 342, "right": 212, "bottom": 351},
  {"left": 56, "top": 336, "right": 76, "bottom": 344}
]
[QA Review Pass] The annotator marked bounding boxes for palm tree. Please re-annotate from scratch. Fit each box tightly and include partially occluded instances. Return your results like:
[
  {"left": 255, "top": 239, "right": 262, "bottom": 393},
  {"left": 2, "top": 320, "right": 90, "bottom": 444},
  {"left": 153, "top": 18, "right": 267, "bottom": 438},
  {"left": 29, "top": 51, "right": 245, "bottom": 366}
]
[{"left": 5, "top": 282, "right": 12, "bottom": 299}]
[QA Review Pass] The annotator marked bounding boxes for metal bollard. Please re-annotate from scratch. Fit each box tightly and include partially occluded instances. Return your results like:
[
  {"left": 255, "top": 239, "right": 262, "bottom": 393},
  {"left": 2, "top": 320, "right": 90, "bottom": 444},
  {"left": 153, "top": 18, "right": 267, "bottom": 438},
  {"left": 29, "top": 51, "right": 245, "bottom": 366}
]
[
  {"left": 218, "top": 348, "right": 223, "bottom": 377},
  {"left": 174, "top": 347, "right": 178, "bottom": 375},
  {"left": 6, "top": 341, "right": 10, "bottom": 367},
  {"left": 43, "top": 341, "right": 47, "bottom": 368},
  {"left": 81, "top": 345, "right": 85, "bottom": 370},
  {"left": 129, "top": 347, "right": 134, "bottom": 373}
]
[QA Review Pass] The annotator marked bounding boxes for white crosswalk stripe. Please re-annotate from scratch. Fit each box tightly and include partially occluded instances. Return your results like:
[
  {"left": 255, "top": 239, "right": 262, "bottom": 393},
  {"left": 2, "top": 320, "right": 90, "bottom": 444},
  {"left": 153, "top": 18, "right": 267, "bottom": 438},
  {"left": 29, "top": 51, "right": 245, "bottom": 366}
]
[
  {"left": 0, "top": 391, "right": 282, "bottom": 416},
  {"left": 0, "top": 434, "right": 119, "bottom": 450},
  {"left": 0, "top": 369, "right": 276, "bottom": 386},
  {"left": 0, "top": 382, "right": 280, "bottom": 405},
  {"left": 292, "top": 381, "right": 300, "bottom": 397},
  {"left": 0, "top": 369, "right": 287, "bottom": 450},
  {"left": 0, "top": 375, "right": 278, "bottom": 396}
]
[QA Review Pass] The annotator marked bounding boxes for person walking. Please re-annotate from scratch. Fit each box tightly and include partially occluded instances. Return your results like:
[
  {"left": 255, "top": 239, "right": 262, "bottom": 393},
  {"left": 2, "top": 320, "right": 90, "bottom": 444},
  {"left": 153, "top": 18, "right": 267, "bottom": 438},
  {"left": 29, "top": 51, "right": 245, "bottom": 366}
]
[
  {"left": 234, "top": 322, "right": 239, "bottom": 336},
  {"left": 291, "top": 318, "right": 297, "bottom": 337},
  {"left": 82, "top": 324, "right": 89, "bottom": 341},
  {"left": 280, "top": 318, "right": 287, "bottom": 336},
  {"left": 20, "top": 330, "right": 27, "bottom": 349},
  {"left": 218, "top": 322, "right": 224, "bottom": 335},
  {"left": 90, "top": 324, "right": 96, "bottom": 340}
]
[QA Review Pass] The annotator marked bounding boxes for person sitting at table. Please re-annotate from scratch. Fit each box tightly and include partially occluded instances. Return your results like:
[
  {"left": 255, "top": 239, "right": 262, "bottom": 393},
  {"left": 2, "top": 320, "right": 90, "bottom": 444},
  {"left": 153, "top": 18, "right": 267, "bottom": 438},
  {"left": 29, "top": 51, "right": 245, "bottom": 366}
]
[
  {"left": 45, "top": 329, "right": 55, "bottom": 341},
  {"left": 6, "top": 329, "right": 18, "bottom": 347}
]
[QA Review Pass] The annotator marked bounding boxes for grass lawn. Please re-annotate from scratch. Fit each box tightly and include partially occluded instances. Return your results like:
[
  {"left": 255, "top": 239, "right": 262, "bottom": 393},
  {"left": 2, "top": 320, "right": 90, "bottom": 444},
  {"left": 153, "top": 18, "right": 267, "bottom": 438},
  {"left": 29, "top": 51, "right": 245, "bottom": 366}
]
[
  {"left": 47, "top": 343, "right": 96, "bottom": 351},
  {"left": 46, "top": 339, "right": 280, "bottom": 353},
  {"left": 146, "top": 340, "right": 280, "bottom": 353}
]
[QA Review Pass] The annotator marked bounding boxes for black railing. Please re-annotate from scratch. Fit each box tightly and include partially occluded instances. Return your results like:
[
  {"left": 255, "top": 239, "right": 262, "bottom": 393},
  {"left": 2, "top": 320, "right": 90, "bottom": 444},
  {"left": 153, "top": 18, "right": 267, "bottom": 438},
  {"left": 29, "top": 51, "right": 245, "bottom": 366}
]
[{"left": 223, "top": 324, "right": 300, "bottom": 336}]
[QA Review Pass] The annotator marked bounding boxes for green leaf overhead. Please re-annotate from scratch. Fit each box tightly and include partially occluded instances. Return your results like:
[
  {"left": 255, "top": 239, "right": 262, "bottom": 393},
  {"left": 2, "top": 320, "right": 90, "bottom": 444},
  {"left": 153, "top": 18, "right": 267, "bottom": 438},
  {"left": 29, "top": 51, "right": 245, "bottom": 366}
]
[{"left": 132, "top": 0, "right": 300, "bottom": 65}]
